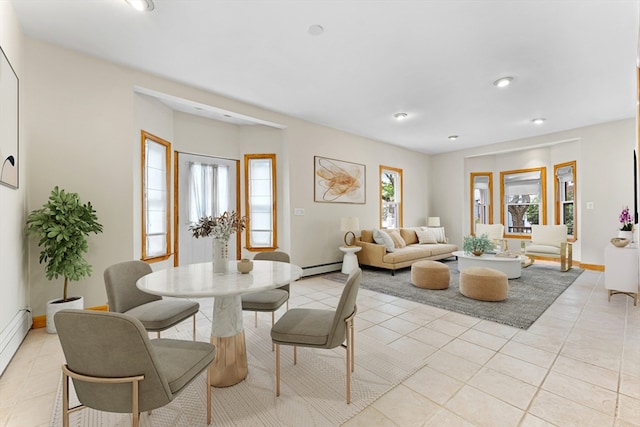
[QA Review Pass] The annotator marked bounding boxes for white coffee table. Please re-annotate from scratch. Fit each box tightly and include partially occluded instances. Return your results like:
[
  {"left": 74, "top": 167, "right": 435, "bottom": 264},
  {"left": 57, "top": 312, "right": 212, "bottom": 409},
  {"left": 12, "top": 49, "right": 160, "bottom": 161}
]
[{"left": 453, "top": 250, "right": 523, "bottom": 279}]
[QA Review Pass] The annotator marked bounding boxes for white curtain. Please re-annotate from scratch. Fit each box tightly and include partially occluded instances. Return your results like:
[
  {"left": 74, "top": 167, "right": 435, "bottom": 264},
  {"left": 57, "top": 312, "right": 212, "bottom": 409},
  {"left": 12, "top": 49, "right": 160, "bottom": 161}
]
[{"left": 188, "top": 162, "right": 229, "bottom": 223}]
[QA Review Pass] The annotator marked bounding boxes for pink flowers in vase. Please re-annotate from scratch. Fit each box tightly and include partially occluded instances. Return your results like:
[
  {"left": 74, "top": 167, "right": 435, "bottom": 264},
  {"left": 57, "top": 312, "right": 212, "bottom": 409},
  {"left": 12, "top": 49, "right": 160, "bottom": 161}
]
[{"left": 619, "top": 206, "right": 633, "bottom": 231}]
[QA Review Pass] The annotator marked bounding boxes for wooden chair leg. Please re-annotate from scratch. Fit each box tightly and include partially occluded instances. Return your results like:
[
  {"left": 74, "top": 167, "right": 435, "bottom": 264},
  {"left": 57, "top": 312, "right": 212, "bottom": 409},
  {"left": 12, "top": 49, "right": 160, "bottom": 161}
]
[
  {"left": 132, "top": 379, "right": 139, "bottom": 427},
  {"left": 275, "top": 344, "right": 281, "bottom": 397},
  {"left": 346, "top": 321, "right": 351, "bottom": 404},
  {"left": 62, "top": 371, "right": 70, "bottom": 427},
  {"left": 206, "top": 361, "right": 212, "bottom": 424},
  {"left": 271, "top": 312, "right": 275, "bottom": 351},
  {"left": 254, "top": 311, "right": 258, "bottom": 328},
  {"left": 192, "top": 314, "right": 196, "bottom": 341},
  {"left": 293, "top": 346, "right": 297, "bottom": 365}
]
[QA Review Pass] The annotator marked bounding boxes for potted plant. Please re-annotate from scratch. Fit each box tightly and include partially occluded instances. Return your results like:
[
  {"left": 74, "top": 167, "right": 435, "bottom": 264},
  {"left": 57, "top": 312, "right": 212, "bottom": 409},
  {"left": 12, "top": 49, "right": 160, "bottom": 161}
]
[
  {"left": 189, "top": 210, "right": 246, "bottom": 273},
  {"left": 618, "top": 205, "right": 634, "bottom": 240},
  {"left": 463, "top": 233, "right": 495, "bottom": 256},
  {"left": 27, "top": 186, "right": 103, "bottom": 333}
]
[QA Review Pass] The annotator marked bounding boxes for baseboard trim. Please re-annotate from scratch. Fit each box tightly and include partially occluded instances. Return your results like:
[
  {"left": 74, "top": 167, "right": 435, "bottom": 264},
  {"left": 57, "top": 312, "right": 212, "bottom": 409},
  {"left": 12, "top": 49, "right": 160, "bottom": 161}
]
[
  {"left": 32, "top": 304, "right": 109, "bottom": 329},
  {"left": 0, "top": 309, "right": 33, "bottom": 376},
  {"left": 302, "top": 263, "right": 342, "bottom": 277},
  {"left": 579, "top": 263, "right": 605, "bottom": 271}
]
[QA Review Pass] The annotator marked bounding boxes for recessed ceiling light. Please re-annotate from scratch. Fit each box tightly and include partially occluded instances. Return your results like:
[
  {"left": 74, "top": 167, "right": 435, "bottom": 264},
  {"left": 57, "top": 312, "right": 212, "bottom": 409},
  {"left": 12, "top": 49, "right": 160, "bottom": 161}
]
[
  {"left": 125, "top": 0, "right": 154, "bottom": 11},
  {"left": 531, "top": 118, "right": 546, "bottom": 125},
  {"left": 393, "top": 113, "right": 408, "bottom": 120},
  {"left": 308, "top": 25, "right": 324, "bottom": 36},
  {"left": 493, "top": 76, "right": 514, "bottom": 88},
  {"left": 448, "top": 135, "right": 458, "bottom": 141}
]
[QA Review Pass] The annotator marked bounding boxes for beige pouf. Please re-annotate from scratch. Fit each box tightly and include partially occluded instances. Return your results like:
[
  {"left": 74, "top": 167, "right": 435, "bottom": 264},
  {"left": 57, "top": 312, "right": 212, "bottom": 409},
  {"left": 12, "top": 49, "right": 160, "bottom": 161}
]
[
  {"left": 411, "top": 260, "right": 450, "bottom": 289},
  {"left": 459, "top": 267, "right": 508, "bottom": 301}
]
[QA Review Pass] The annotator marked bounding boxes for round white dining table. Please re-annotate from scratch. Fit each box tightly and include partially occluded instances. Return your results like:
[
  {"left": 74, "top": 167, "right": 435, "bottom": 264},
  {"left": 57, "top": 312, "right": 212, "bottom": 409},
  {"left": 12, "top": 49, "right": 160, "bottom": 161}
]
[{"left": 136, "top": 260, "right": 303, "bottom": 387}]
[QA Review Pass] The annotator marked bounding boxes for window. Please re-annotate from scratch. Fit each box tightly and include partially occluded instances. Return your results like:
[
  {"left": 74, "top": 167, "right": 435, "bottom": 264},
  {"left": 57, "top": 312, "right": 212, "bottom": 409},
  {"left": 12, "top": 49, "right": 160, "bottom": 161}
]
[
  {"left": 555, "top": 161, "right": 576, "bottom": 240},
  {"left": 244, "top": 154, "right": 277, "bottom": 250},
  {"left": 188, "top": 161, "right": 229, "bottom": 223},
  {"left": 380, "top": 166, "right": 403, "bottom": 228},
  {"left": 141, "top": 131, "right": 171, "bottom": 261},
  {"left": 500, "top": 167, "right": 547, "bottom": 237},
  {"left": 470, "top": 172, "right": 493, "bottom": 235}
]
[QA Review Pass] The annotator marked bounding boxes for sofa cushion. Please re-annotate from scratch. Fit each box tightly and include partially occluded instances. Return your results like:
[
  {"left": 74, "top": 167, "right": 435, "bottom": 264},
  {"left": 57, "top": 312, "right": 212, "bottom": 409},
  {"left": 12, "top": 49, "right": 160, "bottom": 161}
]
[
  {"left": 423, "top": 226, "right": 447, "bottom": 243},
  {"left": 526, "top": 244, "right": 561, "bottom": 255},
  {"left": 386, "top": 230, "right": 406, "bottom": 248},
  {"left": 429, "top": 243, "right": 458, "bottom": 256},
  {"left": 382, "top": 246, "right": 432, "bottom": 263},
  {"left": 360, "top": 229, "right": 374, "bottom": 243},
  {"left": 416, "top": 229, "right": 438, "bottom": 244},
  {"left": 400, "top": 228, "right": 419, "bottom": 245},
  {"left": 373, "top": 228, "right": 395, "bottom": 252}
]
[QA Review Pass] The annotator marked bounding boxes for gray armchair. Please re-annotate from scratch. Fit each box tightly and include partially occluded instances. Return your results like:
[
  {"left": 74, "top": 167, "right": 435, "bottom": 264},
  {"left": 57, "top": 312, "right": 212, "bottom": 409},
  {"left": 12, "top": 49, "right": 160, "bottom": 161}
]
[
  {"left": 54, "top": 309, "right": 216, "bottom": 427},
  {"left": 271, "top": 267, "right": 361, "bottom": 403},
  {"left": 104, "top": 260, "right": 200, "bottom": 340}
]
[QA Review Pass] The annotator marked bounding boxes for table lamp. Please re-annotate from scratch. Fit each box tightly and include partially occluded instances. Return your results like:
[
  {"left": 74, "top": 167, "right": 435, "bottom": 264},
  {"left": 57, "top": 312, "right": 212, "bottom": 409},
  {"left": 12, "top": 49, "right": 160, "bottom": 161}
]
[
  {"left": 341, "top": 217, "right": 360, "bottom": 246},
  {"left": 427, "top": 217, "right": 441, "bottom": 227}
]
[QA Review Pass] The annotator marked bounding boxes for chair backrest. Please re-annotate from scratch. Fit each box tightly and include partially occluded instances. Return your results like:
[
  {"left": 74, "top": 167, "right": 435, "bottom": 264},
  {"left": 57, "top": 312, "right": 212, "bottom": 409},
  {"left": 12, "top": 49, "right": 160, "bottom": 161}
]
[
  {"left": 254, "top": 251, "right": 291, "bottom": 292},
  {"left": 104, "top": 260, "right": 161, "bottom": 313},
  {"left": 475, "top": 223, "right": 504, "bottom": 241},
  {"left": 326, "top": 268, "right": 361, "bottom": 349},
  {"left": 54, "top": 309, "right": 172, "bottom": 413},
  {"left": 531, "top": 224, "right": 568, "bottom": 248},
  {"left": 254, "top": 251, "right": 290, "bottom": 263}
]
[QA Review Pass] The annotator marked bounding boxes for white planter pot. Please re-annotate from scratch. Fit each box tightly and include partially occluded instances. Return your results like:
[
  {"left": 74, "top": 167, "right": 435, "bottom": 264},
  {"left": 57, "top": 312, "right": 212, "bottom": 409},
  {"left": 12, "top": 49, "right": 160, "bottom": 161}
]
[
  {"left": 46, "top": 296, "right": 84, "bottom": 334},
  {"left": 618, "top": 230, "right": 634, "bottom": 241}
]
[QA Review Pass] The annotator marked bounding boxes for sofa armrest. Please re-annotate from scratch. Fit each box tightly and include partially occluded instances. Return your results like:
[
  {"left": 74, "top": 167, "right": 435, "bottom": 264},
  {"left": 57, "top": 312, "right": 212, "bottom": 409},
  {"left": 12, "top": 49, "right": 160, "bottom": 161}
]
[{"left": 355, "top": 240, "right": 386, "bottom": 265}]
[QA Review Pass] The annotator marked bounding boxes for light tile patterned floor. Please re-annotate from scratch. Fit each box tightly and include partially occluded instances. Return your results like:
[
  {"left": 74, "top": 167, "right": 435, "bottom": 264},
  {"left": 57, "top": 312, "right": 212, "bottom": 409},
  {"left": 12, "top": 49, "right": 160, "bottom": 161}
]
[{"left": 1, "top": 266, "right": 638, "bottom": 426}]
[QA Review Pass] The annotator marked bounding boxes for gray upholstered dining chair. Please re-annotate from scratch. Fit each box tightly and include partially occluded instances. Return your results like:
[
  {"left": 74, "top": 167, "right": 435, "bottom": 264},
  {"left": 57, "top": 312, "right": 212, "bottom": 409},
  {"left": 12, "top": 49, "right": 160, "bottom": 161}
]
[
  {"left": 271, "top": 267, "right": 361, "bottom": 403},
  {"left": 54, "top": 309, "right": 216, "bottom": 427},
  {"left": 241, "top": 251, "right": 291, "bottom": 328},
  {"left": 104, "top": 260, "right": 199, "bottom": 340}
]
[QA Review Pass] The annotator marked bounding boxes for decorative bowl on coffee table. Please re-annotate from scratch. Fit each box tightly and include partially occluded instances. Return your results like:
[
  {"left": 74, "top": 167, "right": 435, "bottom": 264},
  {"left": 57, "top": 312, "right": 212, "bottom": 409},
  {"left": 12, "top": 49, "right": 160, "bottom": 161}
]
[{"left": 610, "top": 237, "right": 630, "bottom": 248}]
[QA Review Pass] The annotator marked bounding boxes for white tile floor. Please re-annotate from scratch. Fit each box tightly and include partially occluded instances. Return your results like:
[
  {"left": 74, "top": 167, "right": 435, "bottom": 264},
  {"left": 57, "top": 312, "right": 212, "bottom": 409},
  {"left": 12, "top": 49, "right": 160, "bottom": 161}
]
[{"left": 1, "top": 266, "right": 638, "bottom": 427}]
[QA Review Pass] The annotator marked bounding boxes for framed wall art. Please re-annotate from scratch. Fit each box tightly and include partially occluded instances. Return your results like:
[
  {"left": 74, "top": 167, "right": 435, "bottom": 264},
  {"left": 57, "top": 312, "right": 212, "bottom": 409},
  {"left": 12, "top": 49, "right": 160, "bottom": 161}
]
[
  {"left": 314, "top": 156, "right": 365, "bottom": 204},
  {"left": 0, "top": 45, "right": 18, "bottom": 189}
]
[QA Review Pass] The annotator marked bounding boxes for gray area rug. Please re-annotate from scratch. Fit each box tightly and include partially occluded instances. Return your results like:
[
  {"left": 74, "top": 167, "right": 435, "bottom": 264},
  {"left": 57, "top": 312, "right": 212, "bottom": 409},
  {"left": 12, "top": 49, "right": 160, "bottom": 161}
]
[{"left": 324, "top": 260, "right": 584, "bottom": 329}]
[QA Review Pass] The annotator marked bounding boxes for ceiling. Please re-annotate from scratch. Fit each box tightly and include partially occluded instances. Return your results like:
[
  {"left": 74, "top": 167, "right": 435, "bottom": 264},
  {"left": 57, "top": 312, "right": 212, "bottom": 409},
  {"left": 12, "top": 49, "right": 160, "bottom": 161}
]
[{"left": 10, "top": 0, "right": 640, "bottom": 154}]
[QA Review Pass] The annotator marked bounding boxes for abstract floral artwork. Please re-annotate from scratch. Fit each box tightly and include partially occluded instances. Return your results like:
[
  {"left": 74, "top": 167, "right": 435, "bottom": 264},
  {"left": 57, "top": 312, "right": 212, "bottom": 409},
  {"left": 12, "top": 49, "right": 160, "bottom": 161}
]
[{"left": 314, "top": 156, "right": 365, "bottom": 204}]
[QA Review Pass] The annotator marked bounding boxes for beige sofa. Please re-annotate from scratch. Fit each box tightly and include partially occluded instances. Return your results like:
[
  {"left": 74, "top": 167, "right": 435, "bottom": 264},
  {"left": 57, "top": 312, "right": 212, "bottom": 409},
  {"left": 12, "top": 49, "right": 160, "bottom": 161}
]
[{"left": 355, "top": 227, "right": 458, "bottom": 275}]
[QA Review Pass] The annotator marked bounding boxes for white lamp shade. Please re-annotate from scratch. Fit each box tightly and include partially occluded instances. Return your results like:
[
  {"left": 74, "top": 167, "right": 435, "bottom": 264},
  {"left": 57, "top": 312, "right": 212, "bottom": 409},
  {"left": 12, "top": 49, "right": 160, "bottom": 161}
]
[
  {"left": 341, "top": 217, "right": 360, "bottom": 231},
  {"left": 427, "top": 217, "right": 441, "bottom": 227}
]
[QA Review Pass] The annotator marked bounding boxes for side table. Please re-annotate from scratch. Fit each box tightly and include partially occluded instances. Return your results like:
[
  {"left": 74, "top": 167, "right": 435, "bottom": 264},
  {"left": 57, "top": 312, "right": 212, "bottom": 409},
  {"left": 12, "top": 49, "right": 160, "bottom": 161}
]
[
  {"left": 340, "top": 246, "right": 361, "bottom": 274},
  {"left": 604, "top": 244, "right": 638, "bottom": 306}
]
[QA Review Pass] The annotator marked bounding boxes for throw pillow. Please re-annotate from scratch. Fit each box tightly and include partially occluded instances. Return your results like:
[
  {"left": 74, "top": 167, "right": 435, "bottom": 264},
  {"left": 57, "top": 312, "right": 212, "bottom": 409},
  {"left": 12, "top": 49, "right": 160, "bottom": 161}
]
[
  {"left": 386, "top": 230, "right": 406, "bottom": 248},
  {"left": 423, "top": 226, "right": 447, "bottom": 243},
  {"left": 416, "top": 229, "right": 438, "bottom": 244},
  {"left": 373, "top": 228, "right": 395, "bottom": 252}
]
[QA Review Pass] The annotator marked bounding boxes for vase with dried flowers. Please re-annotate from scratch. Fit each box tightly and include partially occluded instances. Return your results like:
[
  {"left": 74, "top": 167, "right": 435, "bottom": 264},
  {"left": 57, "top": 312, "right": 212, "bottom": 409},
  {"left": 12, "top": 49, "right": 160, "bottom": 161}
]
[
  {"left": 618, "top": 206, "right": 634, "bottom": 241},
  {"left": 189, "top": 211, "right": 247, "bottom": 273}
]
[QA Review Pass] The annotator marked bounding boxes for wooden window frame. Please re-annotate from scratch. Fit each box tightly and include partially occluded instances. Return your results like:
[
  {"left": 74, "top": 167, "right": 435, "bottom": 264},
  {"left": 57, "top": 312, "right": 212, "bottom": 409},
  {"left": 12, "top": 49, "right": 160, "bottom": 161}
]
[
  {"left": 141, "top": 131, "right": 171, "bottom": 262},
  {"left": 500, "top": 166, "right": 547, "bottom": 239},
  {"left": 379, "top": 165, "right": 403, "bottom": 229},
  {"left": 244, "top": 153, "right": 277, "bottom": 251},
  {"left": 554, "top": 161, "right": 577, "bottom": 242},
  {"left": 470, "top": 172, "right": 494, "bottom": 235}
]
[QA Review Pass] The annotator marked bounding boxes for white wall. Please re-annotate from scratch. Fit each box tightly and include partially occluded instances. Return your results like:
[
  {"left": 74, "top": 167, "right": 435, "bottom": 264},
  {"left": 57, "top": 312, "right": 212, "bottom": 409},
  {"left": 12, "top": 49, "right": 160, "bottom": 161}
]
[
  {"left": 21, "top": 38, "right": 433, "bottom": 317},
  {"left": 0, "top": 0, "right": 29, "bottom": 375},
  {"left": 431, "top": 119, "right": 635, "bottom": 265}
]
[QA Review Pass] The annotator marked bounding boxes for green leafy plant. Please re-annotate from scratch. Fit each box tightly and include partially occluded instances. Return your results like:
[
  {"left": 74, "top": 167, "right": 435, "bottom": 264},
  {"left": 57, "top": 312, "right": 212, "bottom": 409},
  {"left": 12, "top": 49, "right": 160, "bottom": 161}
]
[
  {"left": 463, "top": 233, "right": 495, "bottom": 254},
  {"left": 27, "top": 186, "right": 103, "bottom": 302},
  {"left": 189, "top": 210, "right": 246, "bottom": 240}
]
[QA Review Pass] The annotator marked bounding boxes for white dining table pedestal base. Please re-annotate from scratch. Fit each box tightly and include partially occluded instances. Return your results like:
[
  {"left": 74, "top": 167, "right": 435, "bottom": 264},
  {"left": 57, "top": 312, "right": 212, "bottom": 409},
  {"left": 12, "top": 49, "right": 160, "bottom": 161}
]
[{"left": 210, "top": 295, "right": 248, "bottom": 387}]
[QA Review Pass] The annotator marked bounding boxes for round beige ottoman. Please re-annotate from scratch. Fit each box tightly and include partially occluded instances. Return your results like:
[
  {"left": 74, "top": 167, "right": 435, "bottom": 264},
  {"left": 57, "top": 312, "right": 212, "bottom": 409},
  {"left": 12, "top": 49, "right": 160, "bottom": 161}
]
[
  {"left": 411, "top": 260, "right": 450, "bottom": 289},
  {"left": 459, "top": 267, "right": 508, "bottom": 301}
]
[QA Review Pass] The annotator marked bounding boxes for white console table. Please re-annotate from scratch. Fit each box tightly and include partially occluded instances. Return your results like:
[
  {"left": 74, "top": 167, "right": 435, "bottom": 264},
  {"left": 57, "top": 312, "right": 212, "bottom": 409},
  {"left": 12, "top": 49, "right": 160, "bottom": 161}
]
[{"left": 604, "top": 244, "right": 638, "bottom": 306}]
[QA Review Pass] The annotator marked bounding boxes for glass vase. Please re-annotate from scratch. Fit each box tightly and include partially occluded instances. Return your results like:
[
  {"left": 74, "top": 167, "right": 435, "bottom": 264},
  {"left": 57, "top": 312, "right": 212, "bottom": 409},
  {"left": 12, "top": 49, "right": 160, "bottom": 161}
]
[{"left": 213, "top": 238, "right": 229, "bottom": 273}]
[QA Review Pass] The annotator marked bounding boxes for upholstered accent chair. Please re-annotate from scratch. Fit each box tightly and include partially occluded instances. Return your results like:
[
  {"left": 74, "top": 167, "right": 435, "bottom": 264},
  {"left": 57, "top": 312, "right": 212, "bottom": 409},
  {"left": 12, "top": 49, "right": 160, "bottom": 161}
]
[
  {"left": 271, "top": 268, "right": 361, "bottom": 403},
  {"left": 54, "top": 309, "right": 216, "bottom": 427},
  {"left": 104, "top": 260, "right": 199, "bottom": 340},
  {"left": 522, "top": 224, "right": 573, "bottom": 271},
  {"left": 241, "top": 251, "right": 291, "bottom": 328},
  {"left": 475, "top": 223, "right": 508, "bottom": 252}
]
